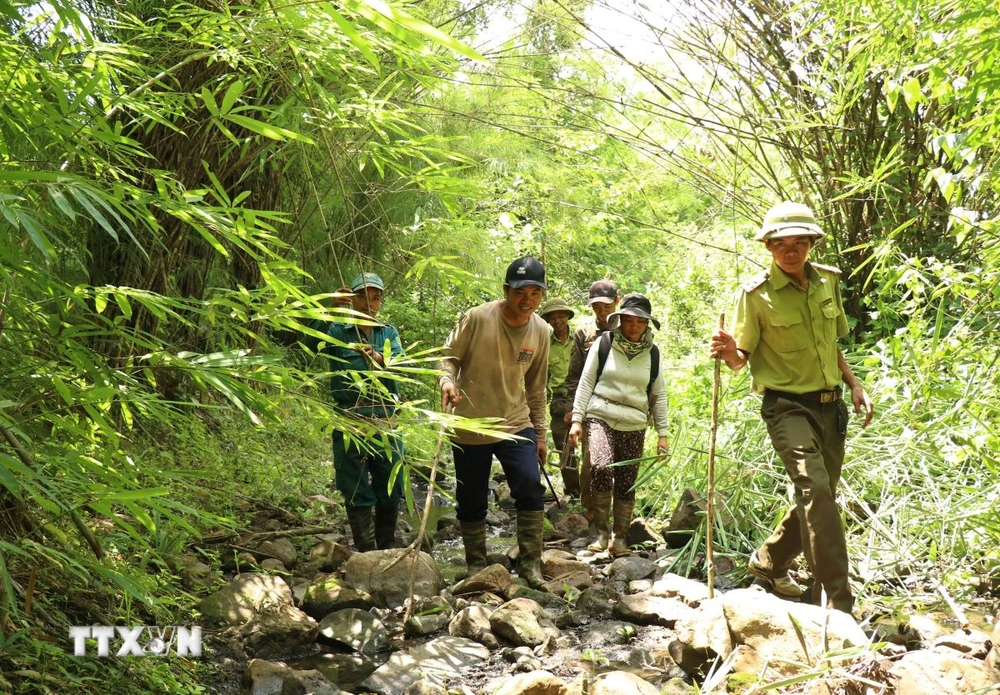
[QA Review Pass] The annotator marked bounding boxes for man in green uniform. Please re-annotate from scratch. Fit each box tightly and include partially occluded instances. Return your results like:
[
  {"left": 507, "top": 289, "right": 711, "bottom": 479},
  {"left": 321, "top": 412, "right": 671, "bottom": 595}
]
[
  {"left": 565, "top": 280, "right": 620, "bottom": 523},
  {"left": 710, "top": 201, "right": 873, "bottom": 615},
  {"left": 540, "top": 297, "right": 579, "bottom": 497}
]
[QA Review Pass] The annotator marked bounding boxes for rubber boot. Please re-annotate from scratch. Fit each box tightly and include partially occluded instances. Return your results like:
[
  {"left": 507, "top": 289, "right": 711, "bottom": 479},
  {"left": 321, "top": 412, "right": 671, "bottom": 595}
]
[
  {"left": 346, "top": 506, "right": 376, "bottom": 552},
  {"left": 460, "top": 520, "right": 489, "bottom": 576},
  {"left": 610, "top": 497, "right": 634, "bottom": 557},
  {"left": 516, "top": 509, "right": 546, "bottom": 589},
  {"left": 587, "top": 489, "right": 612, "bottom": 552},
  {"left": 374, "top": 505, "right": 400, "bottom": 549}
]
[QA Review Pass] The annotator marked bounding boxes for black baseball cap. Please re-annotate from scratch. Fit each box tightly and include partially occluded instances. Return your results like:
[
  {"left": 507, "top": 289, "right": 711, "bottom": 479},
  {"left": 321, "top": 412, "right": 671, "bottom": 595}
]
[
  {"left": 504, "top": 256, "right": 547, "bottom": 290},
  {"left": 588, "top": 280, "right": 618, "bottom": 305}
]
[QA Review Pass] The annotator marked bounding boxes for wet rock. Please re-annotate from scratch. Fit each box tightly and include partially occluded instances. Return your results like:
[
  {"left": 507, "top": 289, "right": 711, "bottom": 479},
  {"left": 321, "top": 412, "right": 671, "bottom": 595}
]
[
  {"left": 590, "top": 670, "right": 659, "bottom": 695},
  {"left": 405, "top": 596, "right": 454, "bottom": 637},
  {"left": 890, "top": 648, "right": 999, "bottom": 695},
  {"left": 575, "top": 587, "right": 613, "bottom": 618},
  {"left": 490, "top": 598, "right": 560, "bottom": 647},
  {"left": 317, "top": 608, "right": 389, "bottom": 654},
  {"left": 449, "top": 605, "right": 499, "bottom": 649},
  {"left": 239, "top": 602, "right": 318, "bottom": 659},
  {"left": 259, "top": 538, "right": 298, "bottom": 568},
  {"left": 667, "top": 639, "right": 713, "bottom": 679},
  {"left": 494, "top": 669, "right": 566, "bottom": 695},
  {"left": 200, "top": 573, "right": 293, "bottom": 627},
  {"left": 626, "top": 518, "right": 663, "bottom": 548},
  {"left": 245, "top": 658, "right": 340, "bottom": 695},
  {"left": 302, "top": 575, "right": 375, "bottom": 619},
  {"left": 344, "top": 549, "right": 444, "bottom": 608},
  {"left": 309, "top": 541, "right": 352, "bottom": 572},
  {"left": 613, "top": 592, "right": 694, "bottom": 627},
  {"left": 453, "top": 564, "right": 512, "bottom": 595},
  {"left": 360, "top": 635, "right": 490, "bottom": 695}
]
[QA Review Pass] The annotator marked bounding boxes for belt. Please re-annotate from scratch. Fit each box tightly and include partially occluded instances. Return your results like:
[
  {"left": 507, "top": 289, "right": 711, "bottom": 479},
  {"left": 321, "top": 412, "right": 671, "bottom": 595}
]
[{"left": 765, "top": 387, "right": 841, "bottom": 404}]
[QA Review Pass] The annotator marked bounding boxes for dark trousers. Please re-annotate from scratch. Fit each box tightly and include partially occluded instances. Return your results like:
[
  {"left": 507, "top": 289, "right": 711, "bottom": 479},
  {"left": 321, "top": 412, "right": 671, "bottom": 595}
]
[
  {"left": 758, "top": 392, "right": 852, "bottom": 613},
  {"left": 333, "top": 430, "right": 404, "bottom": 508},
  {"left": 452, "top": 428, "right": 544, "bottom": 522}
]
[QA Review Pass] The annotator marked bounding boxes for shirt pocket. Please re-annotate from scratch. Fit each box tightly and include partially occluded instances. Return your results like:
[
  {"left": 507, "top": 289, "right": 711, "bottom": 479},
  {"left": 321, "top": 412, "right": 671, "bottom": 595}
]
[{"left": 768, "top": 312, "right": 808, "bottom": 352}]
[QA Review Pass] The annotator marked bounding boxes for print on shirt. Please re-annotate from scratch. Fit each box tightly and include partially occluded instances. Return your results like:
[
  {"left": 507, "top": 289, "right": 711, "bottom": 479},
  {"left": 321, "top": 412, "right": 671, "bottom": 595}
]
[{"left": 517, "top": 347, "right": 535, "bottom": 364}]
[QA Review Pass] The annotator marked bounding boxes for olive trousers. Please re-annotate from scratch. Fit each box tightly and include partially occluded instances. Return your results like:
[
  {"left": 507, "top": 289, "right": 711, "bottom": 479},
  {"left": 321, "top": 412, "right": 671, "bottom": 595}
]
[{"left": 757, "top": 391, "right": 853, "bottom": 614}]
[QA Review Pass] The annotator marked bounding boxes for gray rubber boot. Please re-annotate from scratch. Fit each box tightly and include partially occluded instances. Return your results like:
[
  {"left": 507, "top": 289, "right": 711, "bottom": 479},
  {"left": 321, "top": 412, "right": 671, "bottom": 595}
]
[{"left": 460, "top": 520, "right": 489, "bottom": 576}]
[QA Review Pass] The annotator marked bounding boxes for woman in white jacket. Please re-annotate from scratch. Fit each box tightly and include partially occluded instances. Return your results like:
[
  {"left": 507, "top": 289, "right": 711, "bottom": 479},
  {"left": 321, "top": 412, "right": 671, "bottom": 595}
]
[{"left": 567, "top": 294, "right": 669, "bottom": 556}]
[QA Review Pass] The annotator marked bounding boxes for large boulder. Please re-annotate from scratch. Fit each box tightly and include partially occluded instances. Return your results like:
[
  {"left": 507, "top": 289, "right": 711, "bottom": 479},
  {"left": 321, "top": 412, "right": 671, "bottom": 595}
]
[
  {"left": 721, "top": 589, "right": 867, "bottom": 677},
  {"left": 238, "top": 602, "right": 318, "bottom": 659},
  {"left": 359, "top": 635, "right": 490, "bottom": 695},
  {"left": 590, "top": 671, "right": 660, "bottom": 695},
  {"left": 344, "top": 549, "right": 444, "bottom": 608},
  {"left": 494, "top": 670, "right": 567, "bottom": 695},
  {"left": 199, "top": 573, "right": 292, "bottom": 627}
]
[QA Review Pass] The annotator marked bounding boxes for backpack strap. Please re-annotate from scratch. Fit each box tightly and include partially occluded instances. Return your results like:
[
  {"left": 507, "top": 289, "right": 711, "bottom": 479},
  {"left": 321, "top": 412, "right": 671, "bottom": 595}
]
[
  {"left": 595, "top": 330, "right": 612, "bottom": 381},
  {"left": 647, "top": 344, "right": 659, "bottom": 397},
  {"left": 596, "top": 331, "right": 660, "bottom": 398}
]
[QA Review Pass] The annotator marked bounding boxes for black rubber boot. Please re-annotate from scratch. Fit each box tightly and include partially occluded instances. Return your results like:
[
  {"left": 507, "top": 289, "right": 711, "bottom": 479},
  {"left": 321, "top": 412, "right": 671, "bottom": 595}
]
[
  {"left": 346, "top": 506, "right": 376, "bottom": 552},
  {"left": 374, "top": 505, "right": 400, "bottom": 549}
]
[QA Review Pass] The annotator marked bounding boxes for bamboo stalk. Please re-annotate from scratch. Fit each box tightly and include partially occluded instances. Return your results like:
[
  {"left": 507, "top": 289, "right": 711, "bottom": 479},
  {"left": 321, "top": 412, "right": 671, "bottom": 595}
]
[{"left": 706, "top": 313, "right": 725, "bottom": 599}]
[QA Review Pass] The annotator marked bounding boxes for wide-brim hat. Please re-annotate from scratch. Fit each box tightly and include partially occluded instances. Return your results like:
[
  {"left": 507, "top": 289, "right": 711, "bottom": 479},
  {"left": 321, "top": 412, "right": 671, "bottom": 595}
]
[
  {"left": 350, "top": 272, "right": 385, "bottom": 292},
  {"left": 757, "top": 201, "right": 825, "bottom": 242},
  {"left": 539, "top": 297, "right": 575, "bottom": 319},
  {"left": 608, "top": 293, "right": 660, "bottom": 330}
]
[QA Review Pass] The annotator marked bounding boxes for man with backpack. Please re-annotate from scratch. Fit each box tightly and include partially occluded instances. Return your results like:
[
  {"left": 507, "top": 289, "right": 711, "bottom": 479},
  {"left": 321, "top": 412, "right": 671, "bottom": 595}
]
[{"left": 539, "top": 297, "right": 579, "bottom": 497}]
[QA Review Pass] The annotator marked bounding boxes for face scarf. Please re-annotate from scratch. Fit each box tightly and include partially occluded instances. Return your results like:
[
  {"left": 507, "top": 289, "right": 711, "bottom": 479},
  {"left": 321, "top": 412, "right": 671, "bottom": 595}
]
[{"left": 613, "top": 327, "right": 652, "bottom": 360}]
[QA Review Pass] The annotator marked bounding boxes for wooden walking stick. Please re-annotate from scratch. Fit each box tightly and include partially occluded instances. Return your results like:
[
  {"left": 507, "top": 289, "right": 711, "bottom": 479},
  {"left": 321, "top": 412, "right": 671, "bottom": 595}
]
[{"left": 706, "top": 313, "right": 725, "bottom": 599}]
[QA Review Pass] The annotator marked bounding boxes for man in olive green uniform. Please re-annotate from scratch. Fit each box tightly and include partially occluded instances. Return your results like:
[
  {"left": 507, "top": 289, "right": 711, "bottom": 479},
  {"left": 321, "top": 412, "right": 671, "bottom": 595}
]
[
  {"left": 710, "top": 201, "right": 873, "bottom": 615},
  {"left": 540, "top": 298, "right": 579, "bottom": 497},
  {"left": 564, "top": 280, "right": 620, "bottom": 521}
]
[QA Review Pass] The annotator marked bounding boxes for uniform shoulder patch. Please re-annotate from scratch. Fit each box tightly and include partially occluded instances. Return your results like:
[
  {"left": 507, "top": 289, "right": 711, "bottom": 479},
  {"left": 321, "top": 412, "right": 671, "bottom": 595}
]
[
  {"left": 811, "top": 262, "right": 842, "bottom": 275},
  {"left": 741, "top": 271, "right": 769, "bottom": 293}
]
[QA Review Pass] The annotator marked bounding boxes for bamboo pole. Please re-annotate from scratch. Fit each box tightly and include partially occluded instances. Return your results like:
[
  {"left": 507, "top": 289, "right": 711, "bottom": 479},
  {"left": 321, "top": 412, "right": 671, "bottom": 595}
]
[{"left": 706, "top": 313, "right": 725, "bottom": 599}]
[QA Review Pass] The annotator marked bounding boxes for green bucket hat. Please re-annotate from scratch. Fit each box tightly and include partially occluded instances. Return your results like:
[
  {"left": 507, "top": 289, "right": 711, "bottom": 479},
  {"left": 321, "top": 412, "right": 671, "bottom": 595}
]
[{"left": 539, "top": 297, "right": 575, "bottom": 320}]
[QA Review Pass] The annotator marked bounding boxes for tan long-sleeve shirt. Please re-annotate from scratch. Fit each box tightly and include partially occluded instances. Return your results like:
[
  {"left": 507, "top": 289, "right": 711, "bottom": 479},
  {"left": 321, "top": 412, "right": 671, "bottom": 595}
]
[{"left": 438, "top": 300, "right": 549, "bottom": 445}]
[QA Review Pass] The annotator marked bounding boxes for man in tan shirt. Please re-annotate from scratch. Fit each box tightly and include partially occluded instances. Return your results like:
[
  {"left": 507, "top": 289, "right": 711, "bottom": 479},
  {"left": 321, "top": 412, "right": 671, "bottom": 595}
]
[{"left": 439, "top": 256, "right": 550, "bottom": 588}]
